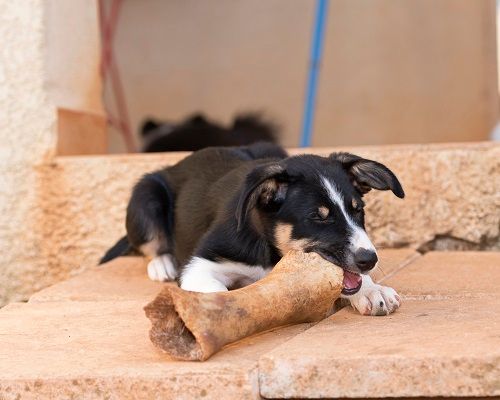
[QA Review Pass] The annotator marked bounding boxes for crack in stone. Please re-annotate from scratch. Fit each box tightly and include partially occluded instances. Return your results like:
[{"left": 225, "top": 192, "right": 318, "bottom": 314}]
[{"left": 417, "top": 230, "right": 500, "bottom": 253}]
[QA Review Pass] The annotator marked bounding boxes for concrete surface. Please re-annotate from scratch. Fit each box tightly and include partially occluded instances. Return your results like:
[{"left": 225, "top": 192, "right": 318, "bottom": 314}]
[
  {"left": 259, "top": 298, "right": 500, "bottom": 399},
  {"left": 1, "top": 251, "right": 499, "bottom": 399},
  {"left": 383, "top": 251, "right": 500, "bottom": 299},
  {"left": 259, "top": 251, "right": 500, "bottom": 398},
  {"left": 27, "top": 250, "right": 418, "bottom": 304},
  {"left": 1, "top": 142, "right": 499, "bottom": 308},
  {"left": 25, "top": 142, "right": 497, "bottom": 309},
  {"left": 0, "top": 0, "right": 103, "bottom": 307},
  {"left": 0, "top": 301, "right": 311, "bottom": 400},
  {"left": 29, "top": 257, "right": 166, "bottom": 303}
]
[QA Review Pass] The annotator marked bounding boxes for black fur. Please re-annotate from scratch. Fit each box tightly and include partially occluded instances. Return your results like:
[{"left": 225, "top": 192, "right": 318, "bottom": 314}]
[
  {"left": 100, "top": 236, "right": 135, "bottom": 264},
  {"left": 141, "top": 113, "right": 278, "bottom": 153},
  {"left": 102, "top": 143, "right": 404, "bottom": 280}
]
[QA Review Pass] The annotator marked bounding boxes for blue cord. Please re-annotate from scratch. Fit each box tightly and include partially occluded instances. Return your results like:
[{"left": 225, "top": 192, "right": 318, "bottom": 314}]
[{"left": 300, "top": 0, "right": 329, "bottom": 147}]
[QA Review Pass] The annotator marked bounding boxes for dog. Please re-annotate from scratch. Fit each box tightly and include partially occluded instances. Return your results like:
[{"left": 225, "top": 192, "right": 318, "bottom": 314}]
[
  {"left": 140, "top": 113, "right": 278, "bottom": 153},
  {"left": 101, "top": 142, "right": 404, "bottom": 316}
]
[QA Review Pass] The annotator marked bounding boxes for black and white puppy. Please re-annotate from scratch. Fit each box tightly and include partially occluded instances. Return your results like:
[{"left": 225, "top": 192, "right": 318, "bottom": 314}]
[{"left": 102, "top": 143, "right": 405, "bottom": 316}]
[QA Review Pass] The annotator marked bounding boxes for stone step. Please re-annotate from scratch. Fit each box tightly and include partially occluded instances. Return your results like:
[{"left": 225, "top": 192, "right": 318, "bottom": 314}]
[
  {"left": 382, "top": 251, "right": 500, "bottom": 299},
  {"left": 28, "top": 249, "right": 419, "bottom": 303},
  {"left": 259, "top": 251, "right": 500, "bottom": 399},
  {"left": 1, "top": 250, "right": 499, "bottom": 400},
  {"left": 28, "top": 257, "right": 166, "bottom": 303},
  {"left": 0, "top": 299, "right": 311, "bottom": 399}
]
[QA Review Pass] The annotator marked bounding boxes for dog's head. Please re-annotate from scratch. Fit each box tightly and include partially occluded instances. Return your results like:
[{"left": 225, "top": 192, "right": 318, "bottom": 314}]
[{"left": 236, "top": 152, "right": 404, "bottom": 294}]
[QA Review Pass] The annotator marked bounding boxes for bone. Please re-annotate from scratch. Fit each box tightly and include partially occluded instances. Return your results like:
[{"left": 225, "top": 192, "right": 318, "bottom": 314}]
[{"left": 144, "top": 250, "right": 343, "bottom": 361}]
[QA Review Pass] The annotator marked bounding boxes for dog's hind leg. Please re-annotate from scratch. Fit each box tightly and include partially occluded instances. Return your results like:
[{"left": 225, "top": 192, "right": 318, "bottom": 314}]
[{"left": 126, "top": 172, "right": 178, "bottom": 281}]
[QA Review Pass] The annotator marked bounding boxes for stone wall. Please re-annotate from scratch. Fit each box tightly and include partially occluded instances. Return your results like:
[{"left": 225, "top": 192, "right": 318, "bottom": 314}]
[
  {"left": 0, "top": 0, "right": 102, "bottom": 306},
  {"left": 3, "top": 142, "right": 492, "bottom": 307}
]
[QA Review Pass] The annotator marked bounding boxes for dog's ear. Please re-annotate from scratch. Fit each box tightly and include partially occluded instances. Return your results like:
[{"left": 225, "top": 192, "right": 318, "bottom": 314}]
[
  {"left": 236, "top": 163, "right": 289, "bottom": 231},
  {"left": 331, "top": 152, "right": 405, "bottom": 198}
]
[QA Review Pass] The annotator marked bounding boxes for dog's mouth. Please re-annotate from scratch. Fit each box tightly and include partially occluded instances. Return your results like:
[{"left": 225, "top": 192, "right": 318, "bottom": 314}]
[
  {"left": 312, "top": 249, "right": 362, "bottom": 295},
  {"left": 341, "top": 270, "right": 362, "bottom": 295}
]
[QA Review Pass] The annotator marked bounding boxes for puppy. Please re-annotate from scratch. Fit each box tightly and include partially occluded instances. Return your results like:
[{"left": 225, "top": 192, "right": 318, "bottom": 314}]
[
  {"left": 102, "top": 143, "right": 404, "bottom": 316},
  {"left": 141, "top": 113, "right": 277, "bottom": 152}
]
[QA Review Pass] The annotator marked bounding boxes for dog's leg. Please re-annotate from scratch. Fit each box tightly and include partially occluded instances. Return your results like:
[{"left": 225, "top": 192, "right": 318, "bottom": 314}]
[
  {"left": 126, "top": 172, "right": 178, "bottom": 282},
  {"left": 146, "top": 254, "right": 178, "bottom": 281},
  {"left": 179, "top": 257, "right": 270, "bottom": 293},
  {"left": 180, "top": 257, "right": 229, "bottom": 292},
  {"left": 343, "top": 275, "right": 401, "bottom": 316}
]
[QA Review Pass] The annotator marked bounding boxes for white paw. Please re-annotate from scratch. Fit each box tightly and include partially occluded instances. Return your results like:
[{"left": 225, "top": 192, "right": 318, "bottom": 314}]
[
  {"left": 180, "top": 278, "right": 229, "bottom": 293},
  {"left": 349, "top": 284, "right": 401, "bottom": 316},
  {"left": 147, "top": 254, "right": 178, "bottom": 282}
]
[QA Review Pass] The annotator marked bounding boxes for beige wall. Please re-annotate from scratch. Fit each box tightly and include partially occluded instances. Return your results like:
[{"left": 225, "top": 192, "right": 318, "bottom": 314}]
[
  {"left": 45, "top": 0, "right": 103, "bottom": 114},
  {"left": 107, "top": 0, "right": 313, "bottom": 151},
  {"left": 0, "top": 0, "right": 102, "bottom": 306},
  {"left": 314, "top": 0, "right": 499, "bottom": 146},
  {"left": 108, "top": 0, "right": 498, "bottom": 151}
]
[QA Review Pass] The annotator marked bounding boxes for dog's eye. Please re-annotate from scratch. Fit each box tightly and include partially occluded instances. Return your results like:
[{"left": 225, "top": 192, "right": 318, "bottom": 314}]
[{"left": 310, "top": 206, "right": 331, "bottom": 222}]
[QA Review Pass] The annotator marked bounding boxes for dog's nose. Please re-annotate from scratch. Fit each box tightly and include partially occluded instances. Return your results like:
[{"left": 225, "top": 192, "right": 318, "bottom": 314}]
[{"left": 354, "top": 249, "right": 378, "bottom": 272}]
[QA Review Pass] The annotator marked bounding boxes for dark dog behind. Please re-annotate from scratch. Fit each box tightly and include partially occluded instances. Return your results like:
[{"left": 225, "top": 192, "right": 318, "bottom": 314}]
[{"left": 140, "top": 113, "right": 278, "bottom": 152}]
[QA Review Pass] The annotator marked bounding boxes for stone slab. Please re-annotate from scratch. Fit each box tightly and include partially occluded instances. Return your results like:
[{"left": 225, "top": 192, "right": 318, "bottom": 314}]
[
  {"left": 29, "top": 257, "right": 166, "bottom": 303},
  {"left": 384, "top": 251, "right": 500, "bottom": 299},
  {"left": 9, "top": 142, "right": 496, "bottom": 309},
  {"left": 29, "top": 250, "right": 417, "bottom": 304},
  {"left": 370, "top": 248, "right": 420, "bottom": 283},
  {"left": 259, "top": 298, "right": 500, "bottom": 399},
  {"left": 0, "top": 300, "right": 311, "bottom": 400}
]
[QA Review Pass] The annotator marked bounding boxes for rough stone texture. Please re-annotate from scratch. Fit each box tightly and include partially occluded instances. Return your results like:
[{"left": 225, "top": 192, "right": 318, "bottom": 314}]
[
  {"left": 27, "top": 249, "right": 416, "bottom": 305},
  {"left": 0, "top": 0, "right": 103, "bottom": 307},
  {"left": 0, "top": 300, "right": 311, "bottom": 400},
  {"left": 34, "top": 152, "right": 189, "bottom": 290},
  {"left": 0, "top": 0, "right": 57, "bottom": 307},
  {"left": 259, "top": 298, "right": 500, "bottom": 399},
  {"left": 259, "top": 250, "right": 500, "bottom": 398},
  {"left": 384, "top": 251, "right": 500, "bottom": 299},
  {"left": 29, "top": 257, "right": 166, "bottom": 303},
  {"left": 301, "top": 143, "right": 500, "bottom": 252},
  {"left": 1, "top": 143, "right": 499, "bottom": 307},
  {"left": 1, "top": 251, "right": 499, "bottom": 398},
  {"left": 34, "top": 143, "right": 498, "bottom": 305}
]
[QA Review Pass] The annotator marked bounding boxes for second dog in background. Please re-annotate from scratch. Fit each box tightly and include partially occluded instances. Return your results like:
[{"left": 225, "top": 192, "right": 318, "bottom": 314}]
[{"left": 140, "top": 113, "right": 278, "bottom": 152}]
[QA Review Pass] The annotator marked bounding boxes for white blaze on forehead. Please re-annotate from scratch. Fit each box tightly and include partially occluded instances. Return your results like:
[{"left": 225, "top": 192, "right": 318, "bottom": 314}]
[{"left": 320, "top": 176, "right": 376, "bottom": 253}]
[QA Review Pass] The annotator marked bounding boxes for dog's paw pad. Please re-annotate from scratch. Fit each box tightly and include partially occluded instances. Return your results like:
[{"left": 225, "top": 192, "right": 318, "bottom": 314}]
[
  {"left": 147, "top": 254, "right": 177, "bottom": 282},
  {"left": 351, "top": 285, "right": 401, "bottom": 316}
]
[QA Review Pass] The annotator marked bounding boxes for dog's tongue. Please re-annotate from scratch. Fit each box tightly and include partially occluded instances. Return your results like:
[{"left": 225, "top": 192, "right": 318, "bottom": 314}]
[{"left": 343, "top": 270, "right": 362, "bottom": 290}]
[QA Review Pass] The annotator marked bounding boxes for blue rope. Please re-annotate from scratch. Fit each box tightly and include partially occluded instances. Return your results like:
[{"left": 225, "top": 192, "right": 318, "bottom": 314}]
[{"left": 300, "top": 0, "right": 329, "bottom": 147}]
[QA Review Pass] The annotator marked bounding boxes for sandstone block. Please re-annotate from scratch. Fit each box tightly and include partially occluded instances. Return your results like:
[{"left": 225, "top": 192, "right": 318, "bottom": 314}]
[{"left": 259, "top": 298, "right": 500, "bottom": 399}]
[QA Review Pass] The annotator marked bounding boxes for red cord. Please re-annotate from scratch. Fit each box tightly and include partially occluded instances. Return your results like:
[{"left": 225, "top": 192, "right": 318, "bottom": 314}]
[{"left": 98, "top": 0, "right": 137, "bottom": 152}]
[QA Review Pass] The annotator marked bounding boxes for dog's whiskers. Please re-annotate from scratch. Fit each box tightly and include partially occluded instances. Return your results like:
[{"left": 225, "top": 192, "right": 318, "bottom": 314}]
[{"left": 373, "top": 263, "right": 386, "bottom": 277}]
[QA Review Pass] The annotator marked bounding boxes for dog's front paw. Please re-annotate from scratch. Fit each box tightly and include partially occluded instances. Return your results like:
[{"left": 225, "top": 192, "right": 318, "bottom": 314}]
[
  {"left": 349, "top": 284, "right": 401, "bottom": 316},
  {"left": 147, "top": 254, "right": 178, "bottom": 281}
]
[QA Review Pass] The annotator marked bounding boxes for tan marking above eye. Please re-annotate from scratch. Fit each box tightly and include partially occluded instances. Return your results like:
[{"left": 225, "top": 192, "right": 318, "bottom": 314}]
[
  {"left": 318, "top": 206, "right": 330, "bottom": 219},
  {"left": 352, "top": 198, "right": 364, "bottom": 211}
]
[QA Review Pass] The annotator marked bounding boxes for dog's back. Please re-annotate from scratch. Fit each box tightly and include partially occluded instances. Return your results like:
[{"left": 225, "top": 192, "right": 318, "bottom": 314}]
[
  {"left": 101, "top": 143, "right": 287, "bottom": 265},
  {"left": 141, "top": 113, "right": 278, "bottom": 153}
]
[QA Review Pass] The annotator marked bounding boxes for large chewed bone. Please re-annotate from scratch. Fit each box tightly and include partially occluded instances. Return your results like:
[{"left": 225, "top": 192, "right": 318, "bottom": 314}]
[{"left": 144, "top": 250, "right": 343, "bottom": 361}]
